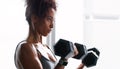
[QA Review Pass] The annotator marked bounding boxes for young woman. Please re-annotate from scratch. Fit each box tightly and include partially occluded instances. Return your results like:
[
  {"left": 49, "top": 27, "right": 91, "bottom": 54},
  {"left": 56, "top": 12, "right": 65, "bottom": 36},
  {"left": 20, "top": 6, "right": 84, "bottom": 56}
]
[{"left": 14, "top": 0, "right": 84, "bottom": 69}]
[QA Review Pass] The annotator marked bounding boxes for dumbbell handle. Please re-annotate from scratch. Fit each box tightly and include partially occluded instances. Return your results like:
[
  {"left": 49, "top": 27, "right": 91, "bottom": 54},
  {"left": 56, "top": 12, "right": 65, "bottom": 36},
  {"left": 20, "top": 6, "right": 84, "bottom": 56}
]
[{"left": 73, "top": 43, "right": 87, "bottom": 59}]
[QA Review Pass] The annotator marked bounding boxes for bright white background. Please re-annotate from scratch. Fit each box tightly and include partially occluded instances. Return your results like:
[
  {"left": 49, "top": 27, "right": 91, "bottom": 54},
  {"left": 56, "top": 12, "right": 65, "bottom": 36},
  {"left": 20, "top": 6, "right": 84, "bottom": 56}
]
[
  {"left": 0, "top": 0, "right": 120, "bottom": 69},
  {"left": 0, "top": 0, "right": 27, "bottom": 69}
]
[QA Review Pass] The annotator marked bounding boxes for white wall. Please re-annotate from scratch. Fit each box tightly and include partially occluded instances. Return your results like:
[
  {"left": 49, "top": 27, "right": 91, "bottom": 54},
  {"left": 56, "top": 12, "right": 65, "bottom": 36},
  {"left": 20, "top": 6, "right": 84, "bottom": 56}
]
[
  {"left": 0, "top": 0, "right": 27, "bottom": 69},
  {"left": 55, "top": 0, "right": 84, "bottom": 43},
  {"left": 84, "top": 0, "right": 120, "bottom": 69}
]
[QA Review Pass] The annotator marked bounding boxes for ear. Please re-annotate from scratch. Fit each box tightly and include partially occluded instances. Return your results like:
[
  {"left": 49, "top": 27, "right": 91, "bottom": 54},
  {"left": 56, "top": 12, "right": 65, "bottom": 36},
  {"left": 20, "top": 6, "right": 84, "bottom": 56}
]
[{"left": 31, "top": 14, "right": 39, "bottom": 24}]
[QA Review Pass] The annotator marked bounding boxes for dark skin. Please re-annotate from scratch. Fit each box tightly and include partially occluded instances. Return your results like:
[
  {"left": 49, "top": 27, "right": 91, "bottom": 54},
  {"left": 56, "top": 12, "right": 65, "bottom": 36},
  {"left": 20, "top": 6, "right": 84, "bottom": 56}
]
[{"left": 15, "top": 8, "right": 84, "bottom": 69}]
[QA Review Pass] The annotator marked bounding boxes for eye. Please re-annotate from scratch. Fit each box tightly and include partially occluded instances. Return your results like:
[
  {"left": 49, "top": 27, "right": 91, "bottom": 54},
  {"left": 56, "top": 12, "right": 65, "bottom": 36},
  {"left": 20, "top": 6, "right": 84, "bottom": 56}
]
[{"left": 46, "top": 16, "right": 54, "bottom": 23}]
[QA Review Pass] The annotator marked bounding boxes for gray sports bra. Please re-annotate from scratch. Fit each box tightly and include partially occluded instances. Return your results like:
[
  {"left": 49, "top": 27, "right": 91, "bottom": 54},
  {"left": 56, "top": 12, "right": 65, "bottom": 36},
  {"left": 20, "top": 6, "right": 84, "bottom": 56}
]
[
  {"left": 35, "top": 43, "right": 57, "bottom": 69},
  {"left": 39, "top": 53, "right": 56, "bottom": 69}
]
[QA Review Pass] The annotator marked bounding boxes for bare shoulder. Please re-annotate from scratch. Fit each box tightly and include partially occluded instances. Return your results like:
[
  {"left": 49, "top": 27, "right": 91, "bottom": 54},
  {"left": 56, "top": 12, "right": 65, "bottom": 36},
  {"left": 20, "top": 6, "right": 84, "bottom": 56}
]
[
  {"left": 19, "top": 43, "right": 38, "bottom": 66},
  {"left": 16, "top": 42, "right": 43, "bottom": 69},
  {"left": 20, "top": 42, "right": 37, "bottom": 57}
]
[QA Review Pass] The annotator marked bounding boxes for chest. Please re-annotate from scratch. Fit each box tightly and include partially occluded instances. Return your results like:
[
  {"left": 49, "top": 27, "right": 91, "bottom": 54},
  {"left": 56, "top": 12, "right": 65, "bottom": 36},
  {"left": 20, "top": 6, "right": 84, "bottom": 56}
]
[{"left": 35, "top": 43, "right": 56, "bottom": 62}]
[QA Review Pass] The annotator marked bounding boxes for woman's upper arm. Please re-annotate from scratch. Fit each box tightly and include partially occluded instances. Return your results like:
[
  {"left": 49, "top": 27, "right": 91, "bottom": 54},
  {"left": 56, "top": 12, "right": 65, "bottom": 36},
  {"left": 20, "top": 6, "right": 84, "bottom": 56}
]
[{"left": 20, "top": 43, "right": 43, "bottom": 69}]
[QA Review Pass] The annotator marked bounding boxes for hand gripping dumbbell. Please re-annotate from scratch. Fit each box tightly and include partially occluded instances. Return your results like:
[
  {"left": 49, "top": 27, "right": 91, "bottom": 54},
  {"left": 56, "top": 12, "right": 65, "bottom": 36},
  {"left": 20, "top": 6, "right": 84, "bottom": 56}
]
[
  {"left": 81, "top": 47, "right": 100, "bottom": 67},
  {"left": 54, "top": 39, "right": 86, "bottom": 59}
]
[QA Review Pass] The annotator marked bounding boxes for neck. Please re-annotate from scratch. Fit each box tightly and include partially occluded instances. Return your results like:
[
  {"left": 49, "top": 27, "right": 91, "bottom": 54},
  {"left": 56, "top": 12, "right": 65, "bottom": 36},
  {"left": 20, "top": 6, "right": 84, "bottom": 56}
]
[{"left": 27, "top": 29, "right": 42, "bottom": 44}]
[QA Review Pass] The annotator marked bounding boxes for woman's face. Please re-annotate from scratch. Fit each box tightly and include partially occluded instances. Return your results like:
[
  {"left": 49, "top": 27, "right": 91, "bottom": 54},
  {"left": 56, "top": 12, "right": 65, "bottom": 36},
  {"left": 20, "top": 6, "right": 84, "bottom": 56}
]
[{"left": 35, "top": 8, "right": 55, "bottom": 36}]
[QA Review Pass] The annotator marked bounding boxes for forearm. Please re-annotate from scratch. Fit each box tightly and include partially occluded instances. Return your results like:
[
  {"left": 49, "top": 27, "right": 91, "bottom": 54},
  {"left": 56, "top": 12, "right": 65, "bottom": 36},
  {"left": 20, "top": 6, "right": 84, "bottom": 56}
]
[
  {"left": 77, "top": 63, "right": 85, "bottom": 69},
  {"left": 54, "top": 64, "right": 65, "bottom": 69}
]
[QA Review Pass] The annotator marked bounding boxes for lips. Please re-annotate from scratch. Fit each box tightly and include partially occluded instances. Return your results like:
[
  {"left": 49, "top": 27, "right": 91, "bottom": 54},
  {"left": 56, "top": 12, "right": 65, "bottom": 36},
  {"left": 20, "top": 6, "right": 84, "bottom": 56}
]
[
  {"left": 48, "top": 29, "right": 51, "bottom": 33},
  {"left": 49, "top": 28, "right": 52, "bottom": 32}
]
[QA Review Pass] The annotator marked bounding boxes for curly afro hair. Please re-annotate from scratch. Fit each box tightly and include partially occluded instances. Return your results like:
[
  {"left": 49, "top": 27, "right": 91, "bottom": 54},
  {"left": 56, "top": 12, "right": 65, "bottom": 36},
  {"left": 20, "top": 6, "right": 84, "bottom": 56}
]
[{"left": 25, "top": 0, "right": 57, "bottom": 24}]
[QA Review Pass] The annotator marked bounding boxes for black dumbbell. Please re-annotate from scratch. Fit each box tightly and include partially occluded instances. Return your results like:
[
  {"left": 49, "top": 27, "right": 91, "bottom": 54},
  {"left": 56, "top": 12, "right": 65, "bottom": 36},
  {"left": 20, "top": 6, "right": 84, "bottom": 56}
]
[
  {"left": 54, "top": 39, "right": 86, "bottom": 59},
  {"left": 54, "top": 39, "right": 100, "bottom": 67},
  {"left": 82, "top": 47, "right": 100, "bottom": 67}
]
